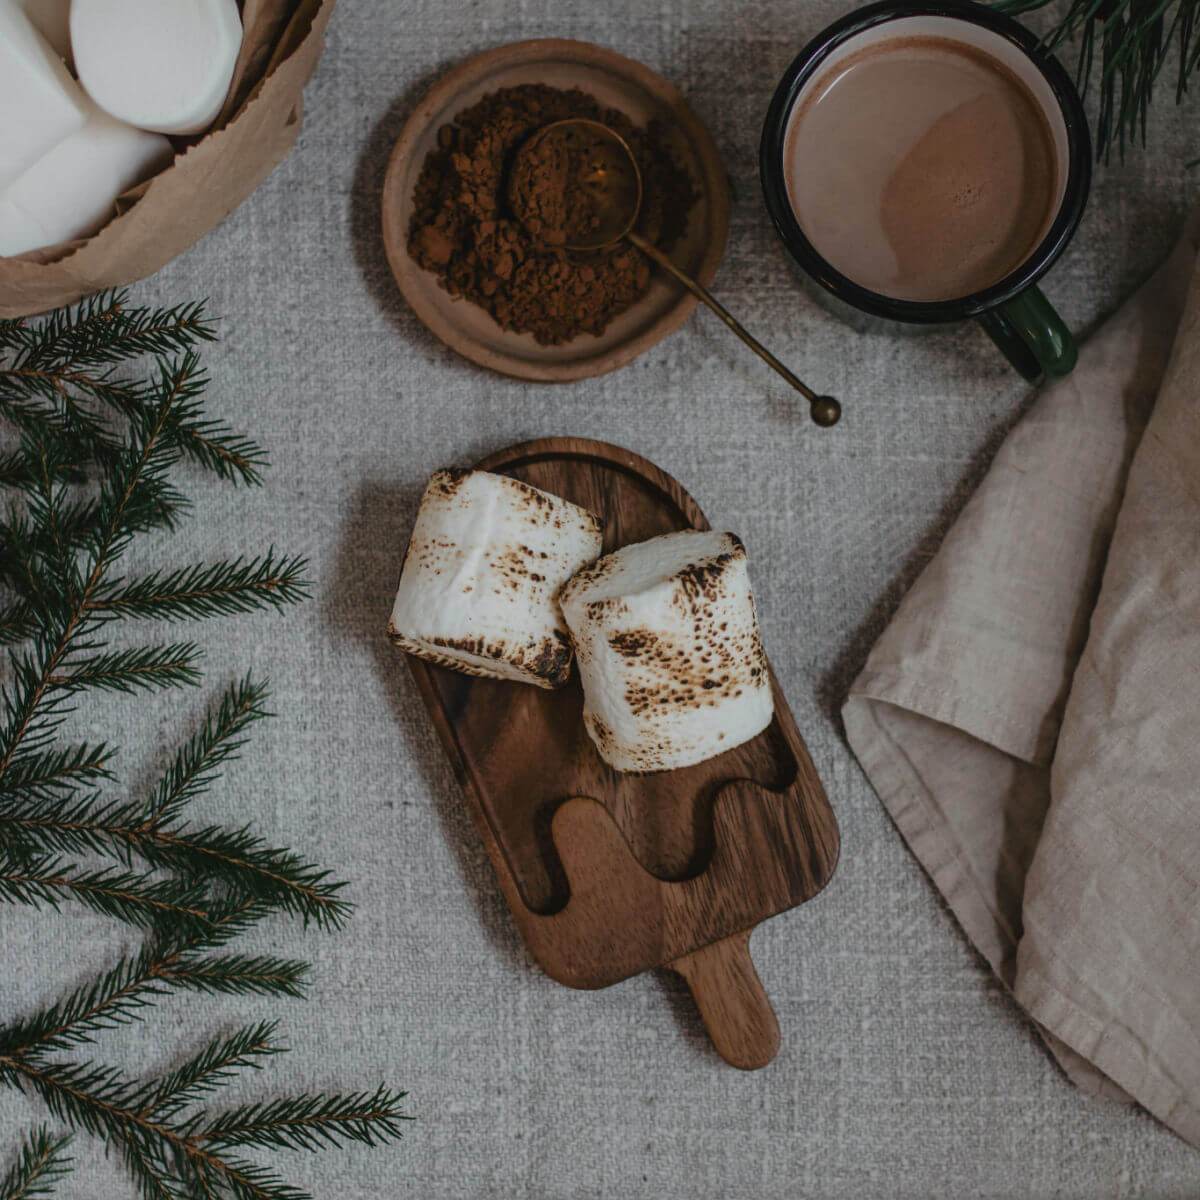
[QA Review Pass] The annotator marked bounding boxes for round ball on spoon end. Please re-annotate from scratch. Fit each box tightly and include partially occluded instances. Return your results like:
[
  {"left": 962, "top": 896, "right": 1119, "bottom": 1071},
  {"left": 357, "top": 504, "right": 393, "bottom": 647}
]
[{"left": 810, "top": 395, "right": 841, "bottom": 427}]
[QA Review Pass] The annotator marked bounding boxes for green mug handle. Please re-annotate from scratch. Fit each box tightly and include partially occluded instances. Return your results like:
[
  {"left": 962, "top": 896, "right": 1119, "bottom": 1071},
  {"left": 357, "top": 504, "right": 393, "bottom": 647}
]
[{"left": 976, "top": 285, "right": 1077, "bottom": 382}]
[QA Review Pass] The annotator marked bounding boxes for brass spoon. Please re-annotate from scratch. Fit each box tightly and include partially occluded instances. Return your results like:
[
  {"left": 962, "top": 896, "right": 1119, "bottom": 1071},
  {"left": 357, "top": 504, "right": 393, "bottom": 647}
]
[{"left": 509, "top": 118, "right": 841, "bottom": 428}]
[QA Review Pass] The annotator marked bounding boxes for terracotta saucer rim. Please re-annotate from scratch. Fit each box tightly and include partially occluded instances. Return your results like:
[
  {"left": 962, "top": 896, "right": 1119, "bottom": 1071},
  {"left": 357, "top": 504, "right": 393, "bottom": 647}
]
[{"left": 380, "top": 37, "right": 731, "bottom": 383}]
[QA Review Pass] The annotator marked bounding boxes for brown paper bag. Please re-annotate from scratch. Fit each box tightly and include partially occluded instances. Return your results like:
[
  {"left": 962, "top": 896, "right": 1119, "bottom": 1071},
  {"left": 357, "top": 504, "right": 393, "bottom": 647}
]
[{"left": 0, "top": 0, "right": 336, "bottom": 318}]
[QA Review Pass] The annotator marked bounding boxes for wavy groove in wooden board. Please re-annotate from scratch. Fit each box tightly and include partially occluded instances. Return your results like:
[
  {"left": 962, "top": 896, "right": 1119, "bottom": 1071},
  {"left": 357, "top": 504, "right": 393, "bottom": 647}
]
[{"left": 515, "top": 776, "right": 839, "bottom": 989}]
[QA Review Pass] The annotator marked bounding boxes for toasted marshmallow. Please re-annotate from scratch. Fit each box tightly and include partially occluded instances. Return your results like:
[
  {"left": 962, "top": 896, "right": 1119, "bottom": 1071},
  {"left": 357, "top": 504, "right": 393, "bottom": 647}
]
[
  {"left": 388, "top": 469, "right": 602, "bottom": 689},
  {"left": 560, "top": 530, "right": 773, "bottom": 772}
]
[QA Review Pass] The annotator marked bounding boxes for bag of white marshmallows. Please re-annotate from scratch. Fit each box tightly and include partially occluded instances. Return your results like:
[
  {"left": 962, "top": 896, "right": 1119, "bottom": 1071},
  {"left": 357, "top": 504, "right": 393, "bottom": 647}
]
[
  {"left": 0, "top": 0, "right": 335, "bottom": 317},
  {"left": 388, "top": 469, "right": 775, "bottom": 774},
  {"left": 1, "top": 0, "right": 247, "bottom": 256}
]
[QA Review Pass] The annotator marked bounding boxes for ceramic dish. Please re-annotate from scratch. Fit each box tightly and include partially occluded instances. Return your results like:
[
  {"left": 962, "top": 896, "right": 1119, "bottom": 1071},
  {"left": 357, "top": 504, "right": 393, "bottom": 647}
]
[{"left": 381, "top": 38, "right": 730, "bottom": 382}]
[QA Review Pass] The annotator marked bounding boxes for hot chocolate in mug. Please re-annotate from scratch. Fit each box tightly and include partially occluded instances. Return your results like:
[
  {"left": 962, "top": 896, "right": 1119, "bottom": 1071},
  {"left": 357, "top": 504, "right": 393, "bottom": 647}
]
[{"left": 760, "top": 0, "right": 1091, "bottom": 381}]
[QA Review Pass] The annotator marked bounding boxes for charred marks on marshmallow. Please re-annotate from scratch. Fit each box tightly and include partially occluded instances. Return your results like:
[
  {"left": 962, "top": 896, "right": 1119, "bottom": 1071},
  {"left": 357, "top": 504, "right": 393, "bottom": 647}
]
[
  {"left": 388, "top": 469, "right": 602, "bottom": 689},
  {"left": 560, "top": 530, "right": 774, "bottom": 772}
]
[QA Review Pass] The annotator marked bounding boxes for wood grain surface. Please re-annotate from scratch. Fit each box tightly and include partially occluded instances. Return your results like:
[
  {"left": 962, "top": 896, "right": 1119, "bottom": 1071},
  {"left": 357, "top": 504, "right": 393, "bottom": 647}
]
[{"left": 404, "top": 437, "right": 840, "bottom": 1067}]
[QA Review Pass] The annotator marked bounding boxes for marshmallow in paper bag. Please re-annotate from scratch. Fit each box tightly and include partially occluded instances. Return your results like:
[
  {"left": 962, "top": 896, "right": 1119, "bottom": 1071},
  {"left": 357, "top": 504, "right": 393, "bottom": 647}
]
[
  {"left": 71, "top": 0, "right": 243, "bottom": 136},
  {"left": 0, "top": 101, "right": 173, "bottom": 256},
  {"left": 17, "top": 0, "right": 71, "bottom": 59},
  {"left": 560, "top": 530, "right": 775, "bottom": 772},
  {"left": 0, "top": 2, "right": 89, "bottom": 190},
  {"left": 388, "top": 469, "right": 603, "bottom": 689}
]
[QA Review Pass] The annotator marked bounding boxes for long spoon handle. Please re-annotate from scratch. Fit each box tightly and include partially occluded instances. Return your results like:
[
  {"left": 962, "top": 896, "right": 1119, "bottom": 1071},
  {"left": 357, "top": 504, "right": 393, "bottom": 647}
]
[{"left": 626, "top": 231, "right": 841, "bottom": 428}]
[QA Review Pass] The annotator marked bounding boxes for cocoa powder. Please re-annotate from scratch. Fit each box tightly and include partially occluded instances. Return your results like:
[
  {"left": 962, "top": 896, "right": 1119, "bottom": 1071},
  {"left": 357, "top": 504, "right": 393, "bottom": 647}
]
[
  {"left": 507, "top": 125, "right": 613, "bottom": 248},
  {"left": 407, "top": 85, "right": 698, "bottom": 346}
]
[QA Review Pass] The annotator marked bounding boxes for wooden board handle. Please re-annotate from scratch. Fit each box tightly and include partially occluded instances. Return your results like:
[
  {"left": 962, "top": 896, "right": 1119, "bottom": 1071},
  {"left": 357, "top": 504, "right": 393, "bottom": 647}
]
[{"left": 669, "top": 930, "right": 780, "bottom": 1070}]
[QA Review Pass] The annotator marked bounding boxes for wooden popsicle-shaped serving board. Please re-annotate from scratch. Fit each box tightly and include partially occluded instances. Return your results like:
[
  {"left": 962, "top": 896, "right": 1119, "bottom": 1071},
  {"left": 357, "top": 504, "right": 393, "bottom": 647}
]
[{"left": 402, "top": 437, "right": 839, "bottom": 1069}]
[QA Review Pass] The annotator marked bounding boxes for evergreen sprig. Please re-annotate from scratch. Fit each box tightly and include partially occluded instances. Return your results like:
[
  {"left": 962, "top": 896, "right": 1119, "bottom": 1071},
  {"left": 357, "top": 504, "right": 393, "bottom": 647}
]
[
  {"left": 0, "top": 1128, "right": 72, "bottom": 1200},
  {"left": 49, "top": 643, "right": 204, "bottom": 696},
  {"left": 90, "top": 554, "right": 309, "bottom": 624},
  {"left": 139, "top": 1022, "right": 283, "bottom": 1121},
  {"left": 198, "top": 1086, "right": 412, "bottom": 1152},
  {"left": 998, "top": 0, "right": 1200, "bottom": 158},
  {"left": 0, "top": 743, "right": 116, "bottom": 801},
  {"left": 0, "top": 293, "right": 409, "bottom": 1199},
  {"left": 0, "top": 788, "right": 352, "bottom": 929},
  {"left": 0, "top": 902, "right": 297, "bottom": 1064},
  {"left": 0, "top": 850, "right": 210, "bottom": 930}
]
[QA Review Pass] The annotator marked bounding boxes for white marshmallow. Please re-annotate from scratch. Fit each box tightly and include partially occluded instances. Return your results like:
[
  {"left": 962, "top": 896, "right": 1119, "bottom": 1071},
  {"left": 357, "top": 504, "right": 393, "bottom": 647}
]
[
  {"left": 388, "top": 470, "right": 603, "bottom": 689},
  {"left": 0, "top": 195, "right": 51, "bottom": 256},
  {"left": 0, "top": 2, "right": 89, "bottom": 190},
  {"left": 0, "top": 101, "right": 173, "bottom": 256},
  {"left": 71, "top": 0, "right": 243, "bottom": 136},
  {"left": 560, "top": 530, "right": 774, "bottom": 772},
  {"left": 17, "top": 0, "right": 71, "bottom": 59}
]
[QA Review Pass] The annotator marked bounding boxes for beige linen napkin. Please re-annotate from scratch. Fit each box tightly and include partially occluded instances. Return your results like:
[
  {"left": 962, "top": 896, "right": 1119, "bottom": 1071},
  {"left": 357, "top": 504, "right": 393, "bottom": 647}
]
[{"left": 843, "top": 212, "right": 1200, "bottom": 1144}]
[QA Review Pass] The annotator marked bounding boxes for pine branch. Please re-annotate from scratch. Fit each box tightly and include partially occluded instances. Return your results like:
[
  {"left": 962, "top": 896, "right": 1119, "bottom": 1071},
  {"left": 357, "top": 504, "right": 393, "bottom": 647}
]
[
  {"left": 0, "top": 450, "right": 27, "bottom": 487},
  {"left": 0, "top": 646, "right": 75, "bottom": 766},
  {"left": 0, "top": 389, "right": 121, "bottom": 467},
  {"left": 155, "top": 954, "right": 309, "bottom": 1000},
  {"left": 89, "top": 554, "right": 310, "bottom": 623},
  {"left": 182, "top": 1156, "right": 309, "bottom": 1200},
  {"left": 0, "top": 1128, "right": 72, "bottom": 1200},
  {"left": 0, "top": 797, "right": 351, "bottom": 929},
  {"left": 13, "top": 294, "right": 216, "bottom": 371},
  {"left": 0, "top": 792, "right": 144, "bottom": 858},
  {"left": 0, "top": 317, "right": 29, "bottom": 355},
  {"left": 132, "top": 827, "right": 351, "bottom": 930},
  {"left": 0, "top": 850, "right": 210, "bottom": 931},
  {"left": 50, "top": 643, "right": 203, "bottom": 696},
  {"left": 0, "top": 498, "right": 104, "bottom": 586},
  {"left": 0, "top": 744, "right": 116, "bottom": 802},
  {"left": 0, "top": 497, "right": 161, "bottom": 605},
  {"left": 157, "top": 410, "right": 266, "bottom": 489},
  {"left": 151, "top": 896, "right": 271, "bottom": 955},
  {"left": 9, "top": 373, "right": 267, "bottom": 490},
  {"left": 0, "top": 355, "right": 211, "bottom": 787},
  {"left": 0, "top": 296, "right": 406, "bottom": 1198},
  {"left": 3, "top": 1059, "right": 319, "bottom": 1200},
  {"left": 198, "top": 1086, "right": 411, "bottom": 1152},
  {"left": 138, "top": 1022, "right": 281, "bottom": 1121},
  {"left": 0, "top": 902, "right": 278, "bottom": 1061},
  {"left": 0, "top": 519, "right": 60, "bottom": 623},
  {"left": 0, "top": 450, "right": 78, "bottom": 493},
  {"left": 3, "top": 1059, "right": 147, "bottom": 1145},
  {"left": 0, "top": 376, "right": 187, "bottom": 779},
  {"left": 117, "top": 1137, "right": 185, "bottom": 1200},
  {"left": 0, "top": 949, "right": 170, "bottom": 1061},
  {"left": 144, "top": 677, "right": 270, "bottom": 825},
  {"left": 996, "top": 0, "right": 1200, "bottom": 157},
  {"left": 81, "top": 360, "right": 196, "bottom": 553},
  {"left": 0, "top": 604, "right": 37, "bottom": 647}
]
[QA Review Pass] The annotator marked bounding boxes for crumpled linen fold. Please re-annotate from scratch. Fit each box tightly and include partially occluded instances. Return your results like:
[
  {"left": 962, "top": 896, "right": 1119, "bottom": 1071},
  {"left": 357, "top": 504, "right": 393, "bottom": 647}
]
[{"left": 844, "top": 212, "right": 1200, "bottom": 1143}]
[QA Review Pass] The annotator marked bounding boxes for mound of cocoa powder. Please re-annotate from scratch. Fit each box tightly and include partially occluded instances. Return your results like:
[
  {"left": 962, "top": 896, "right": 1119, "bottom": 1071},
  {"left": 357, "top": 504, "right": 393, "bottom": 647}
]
[
  {"left": 507, "top": 126, "right": 608, "bottom": 249},
  {"left": 407, "top": 84, "right": 698, "bottom": 346}
]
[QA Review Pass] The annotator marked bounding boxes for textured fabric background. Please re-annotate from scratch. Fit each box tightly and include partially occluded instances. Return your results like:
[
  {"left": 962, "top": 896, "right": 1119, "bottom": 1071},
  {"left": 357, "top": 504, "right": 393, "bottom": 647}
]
[{"left": 2, "top": 1, "right": 1200, "bottom": 1197}]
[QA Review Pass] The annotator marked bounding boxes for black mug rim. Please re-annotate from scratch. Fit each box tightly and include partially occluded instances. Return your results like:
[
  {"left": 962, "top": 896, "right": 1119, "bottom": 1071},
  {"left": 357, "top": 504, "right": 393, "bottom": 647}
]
[{"left": 758, "top": 0, "right": 1092, "bottom": 324}]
